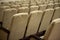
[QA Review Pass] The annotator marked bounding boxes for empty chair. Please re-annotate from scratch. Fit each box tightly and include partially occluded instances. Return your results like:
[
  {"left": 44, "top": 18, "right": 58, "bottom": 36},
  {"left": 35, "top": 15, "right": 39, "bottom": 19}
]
[
  {"left": 54, "top": 3, "right": 60, "bottom": 8},
  {"left": 0, "top": 2, "right": 10, "bottom": 6},
  {"left": 9, "top": 1, "right": 16, "bottom": 5},
  {"left": 39, "top": 8, "right": 54, "bottom": 32},
  {"left": 10, "top": 4, "right": 20, "bottom": 8},
  {"left": 54, "top": 0, "right": 59, "bottom": 2},
  {"left": 9, "top": 13, "right": 29, "bottom": 40},
  {"left": 47, "top": 3, "right": 54, "bottom": 9},
  {"left": 53, "top": 7, "right": 60, "bottom": 20},
  {"left": 0, "top": 6, "right": 10, "bottom": 23},
  {"left": 2, "top": 8, "right": 17, "bottom": 31},
  {"left": 30, "top": 5, "right": 39, "bottom": 11},
  {"left": 43, "top": 18, "right": 60, "bottom": 40},
  {"left": 26, "top": 10, "right": 43, "bottom": 37},
  {"left": 30, "top": 3, "right": 37, "bottom": 6},
  {"left": 21, "top": 4, "right": 29, "bottom": 7},
  {"left": 18, "top": 7, "right": 29, "bottom": 13},
  {"left": 39, "top": 4, "right": 47, "bottom": 10},
  {"left": 30, "top": 18, "right": 60, "bottom": 40}
]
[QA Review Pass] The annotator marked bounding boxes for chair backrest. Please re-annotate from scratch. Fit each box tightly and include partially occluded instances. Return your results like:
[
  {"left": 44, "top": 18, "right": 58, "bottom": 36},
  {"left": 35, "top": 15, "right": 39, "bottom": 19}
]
[
  {"left": 26, "top": 10, "right": 43, "bottom": 37},
  {"left": 44, "top": 18, "right": 60, "bottom": 40},
  {"left": 0, "top": 6, "right": 10, "bottom": 22},
  {"left": 21, "top": 4, "right": 29, "bottom": 7},
  {"left": 47, "top": 3, "right": 54, "bottom": 9},
  {"left": 18, "top": 7, "right": 29, "bottom": 13},
  {"left": 10, "top": 4, "right": 20, "bottom": 8},
  {"left": 2, "top": 8, "right": 17, "bottom": 31},
  {"left": 39, "top": 8, "right": 54, "bottom": 32},
  {"left": 39, "top": 4, "right": 47, "bottom": 10},
  {"left": 54, "top": 3, "right": 60, "bottom": 8},
  {"left": 9, "top": 13, "right": 29, "bottom": 40},
  {"left": 30, "top": 5, "right": 39, "bottom": 11},
  {"left": 53, "top": 7, "right": 60, "bottom": 20}
]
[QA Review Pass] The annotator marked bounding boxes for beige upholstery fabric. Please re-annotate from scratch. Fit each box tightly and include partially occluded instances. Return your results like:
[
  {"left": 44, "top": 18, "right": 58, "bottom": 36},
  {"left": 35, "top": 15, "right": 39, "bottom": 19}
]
[
  {"left": 18, "top": 7, "right": 29, "bottom": 13},
  {"left": 44, "top": 18, "right": 60, "bottom": 40},
  {"left": 39, "top": 8, "right": 54, "bottom": 32},
  {"left": 53, "top": 7, "right": 60, "bottom": 20},
  {"left": 9, "top": 13, "right": 29, "bottom": 40},
  {"left": 26, "top": 10, "right": 43, "bottom": 37},
  {"left": 30, "top": 6, "right": 39, "bottom": 11},
  {"left": 3, "top": 8, "right": 17, "bottom": 31},
  {"left": 0, "top": 6, "right": 10, "bottom": 22}
]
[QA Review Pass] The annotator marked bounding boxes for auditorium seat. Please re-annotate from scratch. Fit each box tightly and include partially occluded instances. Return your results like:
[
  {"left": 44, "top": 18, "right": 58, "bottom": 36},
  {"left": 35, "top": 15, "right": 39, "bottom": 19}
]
[
  {"left": 29, "top": 18, "right": 60, "bottom": 40},
  {"left": 30, "top": 3, "right": 37, "bottom": 6},
  {"left": 30, "top": 5, "right": 39, "bottom": 11},
  {"left": 21, "top": 4, "right": 29, "bottom": 7},
  {"left": 54, "top": 3, "right": 60, "bottom": 8},
  {"left": 18, "top": 7, "right": 29, "bottom": 13},
  {"left": 0, "top": 6, "right": 10, "bottom": 23},
  {"left": 39, "top": 8, "right": 54, "bottom": 32},
  {"left": 0, "top": 2, "right": 10, "bottom": 6},
  {"left": 44, "top": 18, "right": 60, "bottom": 40},
  {"left": 2, "top": 8, "right": 17, "bottom": 31},
  {"left": 47, "top": 3, "right": 54, "bottom": 8},
  {"left": 39, "top": 4, "right": 47, "bottom": 10},
  {"left": 10, "top": 4, "right": 20, "bottom": 8},
  {"left": 9, "top": 13, "right": 29, "bottom": 40},
  {"left": 53, "top": 7, "right": 60, "bottom": 20},
  {"left": 26, "top": 10, "right": 43, "bottom": 37}
]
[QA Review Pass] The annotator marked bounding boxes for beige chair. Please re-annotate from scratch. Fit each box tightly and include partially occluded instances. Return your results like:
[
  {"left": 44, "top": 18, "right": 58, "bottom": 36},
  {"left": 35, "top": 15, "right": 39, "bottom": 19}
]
[
  {"left": 54, "top": 0, "right": 59, "bottom": 2},
  {"left": 18, "top": 7, "right": 29, "bottom": 13},
  {"left": 2, "top": 8, "right": 17, "bottom": 31},
  {"left": 10, "top": 4, "right": 20, "bottom": 8},
  {"left": 54, "top": 3, "right": 60, "bottom": 8},
  {"left": 0, "top": 6, "right": 10, "bottom": 23},
  {"left": 30, "top": 0, "right": 36, "bottom": 5},
  {"left": 39, "top": 4, "right": 47, "bottom": 10},
  {"left": 0, "top": 2, "right": 10, "bottom": 6},
  {"left": 43, "top": 18, "right": 60, "bottom": 40},
  {"left": 30, "top": 18, "right": 60, "bottom": 40},
  {"left": 47, "top": 3, "right": 54, "bottom": 9},
  {"left": 30, "top": 5, "right": 39, "bottom": 11},
  {"left": 39, "top": 8, "right": 54, "bottom": 32},
  {"left": 53, "top": 7, "right": 60, "bottom": 20},
  {"left": 26, "top": 10, "right": 43, "bottom": 37},
  {"left": 9, "top": 13, "right": 29, "bottom": 40},
  {"left": 21, "top": 4, "right": 29, "bottom": 7}
]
